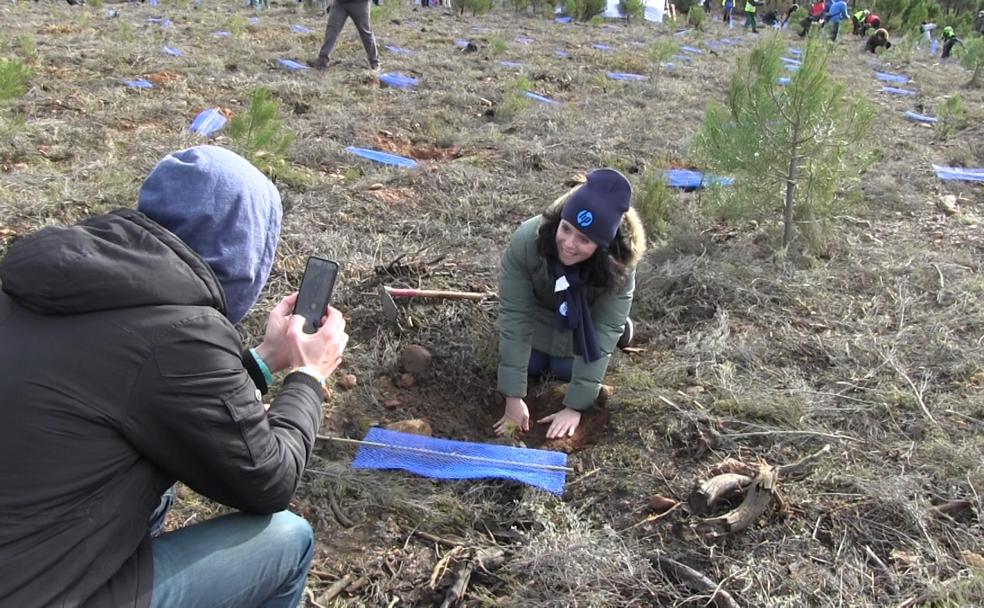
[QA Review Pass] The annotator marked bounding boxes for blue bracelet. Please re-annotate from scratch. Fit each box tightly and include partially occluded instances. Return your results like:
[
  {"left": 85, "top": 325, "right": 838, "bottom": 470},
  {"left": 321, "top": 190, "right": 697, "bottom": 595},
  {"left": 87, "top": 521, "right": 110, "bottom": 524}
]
[{"left": 249, "top": 348, "right": 275, "bottom": 388}]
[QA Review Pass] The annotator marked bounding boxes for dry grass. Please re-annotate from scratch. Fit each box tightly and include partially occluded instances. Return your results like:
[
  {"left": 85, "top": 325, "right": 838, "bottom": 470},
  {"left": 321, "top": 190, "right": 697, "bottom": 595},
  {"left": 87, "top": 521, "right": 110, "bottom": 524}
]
[{"left": 2, "top": 2, "right": 984, "bottom": 606}]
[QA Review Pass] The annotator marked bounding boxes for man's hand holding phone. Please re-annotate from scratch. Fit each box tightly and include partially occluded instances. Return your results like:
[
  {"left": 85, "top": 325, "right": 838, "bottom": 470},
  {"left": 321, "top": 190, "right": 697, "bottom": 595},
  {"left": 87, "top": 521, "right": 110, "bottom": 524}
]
[
  {"left": 284, "top": 308, "right": 348, "bottom": 380},
  {"left": 255, "top": 256, "right": 348, "bottom": 382}
]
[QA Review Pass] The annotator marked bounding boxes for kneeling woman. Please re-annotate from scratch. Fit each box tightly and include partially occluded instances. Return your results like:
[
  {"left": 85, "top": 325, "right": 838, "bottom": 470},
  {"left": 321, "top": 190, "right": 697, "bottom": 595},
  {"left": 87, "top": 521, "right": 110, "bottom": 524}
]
[{"left": 494, "top": 169, "right": 646, "bottom": 439}]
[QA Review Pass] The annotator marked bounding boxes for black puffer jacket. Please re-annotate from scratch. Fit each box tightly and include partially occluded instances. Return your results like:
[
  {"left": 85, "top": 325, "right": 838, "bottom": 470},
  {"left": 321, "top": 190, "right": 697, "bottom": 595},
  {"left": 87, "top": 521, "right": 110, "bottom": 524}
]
[{"left": 0, "top": 210, "right": 323, "bottom": 608}]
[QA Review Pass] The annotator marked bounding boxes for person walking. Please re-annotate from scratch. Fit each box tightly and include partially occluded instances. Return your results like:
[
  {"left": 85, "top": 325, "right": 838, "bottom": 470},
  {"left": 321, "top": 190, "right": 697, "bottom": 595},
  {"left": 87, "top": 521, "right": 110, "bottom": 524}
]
[
  {"left": 941, "top": 26, "right": 961, "bottom": 59},
  {"left": 723, "top": 0, "right": 735, "bottom": 25},
  {"left": 744, "top": 0, "right": 764, "bottom": 33},
  {"left": 313, "top": 0, "right": 380, "bottom": 71},
  {"left": 825, "top": 0, "right": 849, "bottom": 41}
]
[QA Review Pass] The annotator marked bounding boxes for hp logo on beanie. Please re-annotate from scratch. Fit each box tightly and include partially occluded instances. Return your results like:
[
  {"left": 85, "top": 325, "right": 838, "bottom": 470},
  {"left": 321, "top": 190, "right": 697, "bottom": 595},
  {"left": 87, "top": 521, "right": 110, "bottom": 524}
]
[{"left": 576, "top": 210, "right": 593, "bottom": 228}]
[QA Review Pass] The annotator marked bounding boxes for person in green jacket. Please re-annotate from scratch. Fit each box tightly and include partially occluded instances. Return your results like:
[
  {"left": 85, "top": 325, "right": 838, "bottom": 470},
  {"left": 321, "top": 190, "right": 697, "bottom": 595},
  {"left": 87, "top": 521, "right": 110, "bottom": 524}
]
[
  {"left": 941, "top": 26, "right": 962, "bottom": 59},
  {"left": 494, "top": 169, "right": 647, "bottom": 439},
  {"left": 744, "top": 0, "right": 764, "bottom": 33}
]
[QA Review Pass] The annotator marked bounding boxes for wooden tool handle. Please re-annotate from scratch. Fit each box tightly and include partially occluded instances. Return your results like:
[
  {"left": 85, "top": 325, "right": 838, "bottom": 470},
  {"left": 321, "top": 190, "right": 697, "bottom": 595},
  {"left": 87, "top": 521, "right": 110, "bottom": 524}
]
[{"left": 386, "top": 288, "right": 494, "bottom": 300}]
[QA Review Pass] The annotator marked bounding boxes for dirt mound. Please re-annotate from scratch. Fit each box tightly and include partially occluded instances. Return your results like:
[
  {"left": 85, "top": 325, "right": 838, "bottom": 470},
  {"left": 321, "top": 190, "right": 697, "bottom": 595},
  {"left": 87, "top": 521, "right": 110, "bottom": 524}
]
[{"left": 520, "top": 382, "right": 611, "bottom": 453}]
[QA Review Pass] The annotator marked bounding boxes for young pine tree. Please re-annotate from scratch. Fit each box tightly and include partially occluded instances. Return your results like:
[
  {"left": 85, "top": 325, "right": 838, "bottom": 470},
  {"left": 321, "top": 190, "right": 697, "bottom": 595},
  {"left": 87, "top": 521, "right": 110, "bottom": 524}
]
[
  {"left": 0, "top": 58, "right": 31, "bottom": 104},
  {"left": 692, "top": 34, "right": 874, "bottom": 249},
  {"left": 959, "top": 36, "right": 984, "bottom": 88},
  {"left": 228, "top": 87, "right": 295, "bottom": 179}
]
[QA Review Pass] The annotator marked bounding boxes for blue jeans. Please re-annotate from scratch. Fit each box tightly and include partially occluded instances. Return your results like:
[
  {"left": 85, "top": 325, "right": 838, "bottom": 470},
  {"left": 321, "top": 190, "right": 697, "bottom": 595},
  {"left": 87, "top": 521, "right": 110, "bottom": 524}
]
[
  {"left": 528, "top": 349, "right": 573, "bottom": 381},
  {"left": 149, "top": 496, "right": 314, "bottom": 608}
]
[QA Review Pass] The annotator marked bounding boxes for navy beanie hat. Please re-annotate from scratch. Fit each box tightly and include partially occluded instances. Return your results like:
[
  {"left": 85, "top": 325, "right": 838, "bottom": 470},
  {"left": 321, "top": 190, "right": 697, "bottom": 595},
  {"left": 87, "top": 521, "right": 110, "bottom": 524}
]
[
  {"left": 137, "top": 145, "right": 282, "bottom": 324},
  {"left": 560, "top": 168, "right": 632, "bottom": 248}
]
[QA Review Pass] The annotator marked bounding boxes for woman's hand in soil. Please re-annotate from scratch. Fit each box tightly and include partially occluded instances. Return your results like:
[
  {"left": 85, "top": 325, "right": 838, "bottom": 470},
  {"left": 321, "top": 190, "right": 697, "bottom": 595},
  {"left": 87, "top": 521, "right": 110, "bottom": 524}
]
[
  {"left": 494, "top": 397, "right": 530, "bottom": 436},
  {"left": 539, "top": 407, "right": 582, "bottom": 439},
  {"left": 254, "top": 292, "right": 299, "bottom": 373},
  {"left": 284, "top": 306, "right": 348, "bottom": 378}
]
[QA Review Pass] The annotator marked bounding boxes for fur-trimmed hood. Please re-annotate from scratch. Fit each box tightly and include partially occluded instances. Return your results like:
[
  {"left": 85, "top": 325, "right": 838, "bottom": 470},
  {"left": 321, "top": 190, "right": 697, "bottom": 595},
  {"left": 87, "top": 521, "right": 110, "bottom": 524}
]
[{"left": 543, "top": 185, "right": 647, "bottom": 269}]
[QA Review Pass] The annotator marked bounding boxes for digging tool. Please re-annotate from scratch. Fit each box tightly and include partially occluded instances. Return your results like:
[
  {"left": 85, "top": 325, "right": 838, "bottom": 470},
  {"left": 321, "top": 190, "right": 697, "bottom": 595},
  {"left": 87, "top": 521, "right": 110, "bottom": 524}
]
[{"left": 380, "top": 285, "right": 497, "bottom": 322}]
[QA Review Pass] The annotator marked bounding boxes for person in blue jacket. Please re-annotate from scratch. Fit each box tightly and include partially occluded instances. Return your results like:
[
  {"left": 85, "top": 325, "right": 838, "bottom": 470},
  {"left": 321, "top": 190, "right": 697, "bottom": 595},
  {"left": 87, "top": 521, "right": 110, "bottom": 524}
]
[{"left": 825, "top": 0, "right": 849, "bottom": 41}]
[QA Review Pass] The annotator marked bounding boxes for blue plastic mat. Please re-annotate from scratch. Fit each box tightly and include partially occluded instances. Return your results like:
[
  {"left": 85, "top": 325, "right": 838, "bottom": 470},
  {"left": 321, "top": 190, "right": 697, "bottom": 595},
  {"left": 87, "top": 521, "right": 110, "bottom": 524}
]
[
  {"left": 345, "top": 146, "right": 418, "bottom": 168},
  {"left": 189, "top": 108, "right": 228, "bottom": 137},
  {"left": 882, "top": 86, "right": 917, "bottom": 96},
  {"left": 778, "top": 77, "right": 792, "bottom": 86},
  {"left": 933, "top": 165, "right": 984, "bottom": 182},
  {"left": 385, "top": 45, "right": 414, "bottom": 56},
  {"left": 525, "top": 91, "right": 559, "bottom": 105},
  {"left": 379, "top": 72, "right": 419, "bottom": 89},
  {"left": 213, "top": 31, "right": 232, "bottom": 37},
  {"left": 148, "top": 17, "right": 173, "bottom": 27},
  {"left": 249, "top": 16, "right": 261, "bottom": 25},
  {"left": 720, "top": 37, "right": 736, "bottom": 44},
  {"left": 593, "top": 43, "right": 614, "bottom": 51},
  {"left": 789, "top": 48, "right": 802, "bottom": 55},
  {"left": 555, "top": 16, "right": 572, "bottom": 23},
  {"left": 783, "top": 63, "right": 800, "bottom": 72},
  {"left": 277, "top": 59, "right": 309, "bottom": 71},
  {"left": 123, "top": 78, "right": 153, "bottom": 89},
  {"left": 352, "top": 428, "right": 568, "bottom": 495},
  {"left": 875, "top": 71, "right": 910, "bottom": 83},
  {"left": 672, "top": 54, "right": 694, "bottom": 62},
  {"left": 663, "top": 62, "right": 675, "bottom": 70},
  {"left": 607, "top": 72, "right": 648, "bottom": 81},
  {"left": 680, "top": 46, "right": 703, "bottom": 54},
  {"left": 515, "top": 36, "right": 532, "bottom": 44},
  {"left": 455, "top": 39, "right": 469, "bottom": 48},
  {"left": 498, "top": 60, "right": 525, "bottom": 68},
  {"left": 290, "top": 24, "right": 312, "bottom": 34},
  {"left": 666, "top": 169, "right": 734, "bottom": 189},
  {"left": 903, "top": 110, "right": 937, "bottom": 124},
  {"left": 554, "top": 49, "right": 569, "bottom": 58},
  {"left": 780, "top": 56, "right": 802, "bottom": 65},
  {"left": 162, "top": 46, "right": 182, "bottom": 57}
]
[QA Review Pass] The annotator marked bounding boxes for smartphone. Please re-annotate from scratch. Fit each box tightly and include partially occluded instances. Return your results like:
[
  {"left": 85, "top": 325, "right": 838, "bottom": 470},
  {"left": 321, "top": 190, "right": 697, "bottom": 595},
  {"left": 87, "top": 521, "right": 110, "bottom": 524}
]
[{"left": 292, "top": 256, "right": 340, "bottom": 334}]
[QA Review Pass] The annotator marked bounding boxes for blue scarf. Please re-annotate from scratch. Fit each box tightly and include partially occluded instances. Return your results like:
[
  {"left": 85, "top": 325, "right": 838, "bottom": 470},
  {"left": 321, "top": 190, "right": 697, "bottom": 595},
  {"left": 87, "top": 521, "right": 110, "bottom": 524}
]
[{"left": 553, "top": 262, "right": 602, "bottom": 363}]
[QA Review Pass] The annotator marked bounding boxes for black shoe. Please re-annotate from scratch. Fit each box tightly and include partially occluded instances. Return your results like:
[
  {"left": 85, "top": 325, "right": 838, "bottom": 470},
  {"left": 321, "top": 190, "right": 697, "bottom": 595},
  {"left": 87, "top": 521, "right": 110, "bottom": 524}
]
[
  {"left": 617, "top": 317, "right": 634, "bottom": 350},
  {"left": 312, "top": 57, "right": 329, "bottom": 70}
]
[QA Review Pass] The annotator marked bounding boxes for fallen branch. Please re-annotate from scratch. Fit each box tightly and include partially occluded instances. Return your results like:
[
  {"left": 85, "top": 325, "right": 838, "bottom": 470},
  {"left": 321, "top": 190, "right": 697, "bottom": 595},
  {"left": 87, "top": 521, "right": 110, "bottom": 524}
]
[
  {"left": 695, "top": 465, "right": 776, "bottom": 539},
  {"left": 775, "top": 444, "right": 832, "bottom": 480},
  {"left": 440, "top": 547, "right": 506, "bottom": 608},
  {"left": 688, "top": 474, "right": 753, "bottom": 515},
  {"left": 328, "top": 487, "right": 355, "bottom": 528},
  {"left": 410, "top": 528, "right": 462, "bottom": 549},
  {"left": 864, "top": 545, "right": 898, "bottom": 594},
  {"left": 321, "top": 574, "right": 353, "bottom": 603},
  {"left": 928, "top": 499, "right": 973, "bottom": 519},
  {"left": 652, "top": 554, "right": 741, "bottom": 608}
]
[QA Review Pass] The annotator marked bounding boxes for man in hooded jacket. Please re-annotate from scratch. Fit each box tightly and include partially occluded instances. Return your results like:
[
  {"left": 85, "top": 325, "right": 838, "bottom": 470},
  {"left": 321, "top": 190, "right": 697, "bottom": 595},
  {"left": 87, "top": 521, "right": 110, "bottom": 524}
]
[{"left": 0, "top": 145, "right": 348, "bottom": 608}]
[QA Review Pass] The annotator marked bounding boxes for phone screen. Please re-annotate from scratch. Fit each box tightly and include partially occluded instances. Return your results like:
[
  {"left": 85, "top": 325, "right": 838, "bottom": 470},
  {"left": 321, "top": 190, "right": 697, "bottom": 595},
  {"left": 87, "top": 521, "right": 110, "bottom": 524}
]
[{"left": 293, "top": 257, "right": 339, "bottom": 333}]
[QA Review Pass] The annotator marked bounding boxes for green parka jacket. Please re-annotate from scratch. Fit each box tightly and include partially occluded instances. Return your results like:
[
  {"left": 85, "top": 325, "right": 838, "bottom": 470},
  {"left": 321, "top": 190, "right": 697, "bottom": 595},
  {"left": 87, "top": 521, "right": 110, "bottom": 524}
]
[{"left": 496, "top": 193, "right": 647, "bottom": 410}]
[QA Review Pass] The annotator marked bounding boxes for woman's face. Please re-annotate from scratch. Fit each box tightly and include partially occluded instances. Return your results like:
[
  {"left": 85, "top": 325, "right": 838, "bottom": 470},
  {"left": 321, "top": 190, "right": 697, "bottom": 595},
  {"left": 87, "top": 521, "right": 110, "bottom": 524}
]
[{"left": 555, "top": 219, "right": 598, "bottom": 266}]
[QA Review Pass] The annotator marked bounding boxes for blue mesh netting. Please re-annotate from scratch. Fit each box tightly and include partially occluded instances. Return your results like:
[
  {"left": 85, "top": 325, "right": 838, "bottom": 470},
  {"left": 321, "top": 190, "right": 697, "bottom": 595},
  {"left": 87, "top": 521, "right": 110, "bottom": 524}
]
[
  {"left": 351, "top": 428, "right": 568, "bottom": 495},
  {"left": 666, "top": 169, "right": 734, "bottom": 189},
  {"left": 345, "top": 147, "right": 418, "bottom": 168},
  {"left": 933, "top": 165, "right": 984, "bottom": 182},
  {"left": 903, "top": 110, "right": 937, "bottom": 124}
]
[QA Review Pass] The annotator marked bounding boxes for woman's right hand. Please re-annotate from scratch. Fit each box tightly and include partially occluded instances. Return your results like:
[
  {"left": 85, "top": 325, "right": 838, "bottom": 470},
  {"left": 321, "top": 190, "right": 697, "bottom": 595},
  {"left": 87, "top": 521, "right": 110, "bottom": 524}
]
[
  {"left": 283, "top": 307, "right": 348, "bottom": 379},
  {"left": 494, "top": 397, "right": 530, "bottom": 436}
]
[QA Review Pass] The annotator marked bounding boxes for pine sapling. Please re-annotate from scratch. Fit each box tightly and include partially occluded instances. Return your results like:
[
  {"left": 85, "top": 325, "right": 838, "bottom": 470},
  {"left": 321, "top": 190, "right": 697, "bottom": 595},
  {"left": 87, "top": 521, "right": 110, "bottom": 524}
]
[{"left": 692, "top": 34, "right": 873, "bottom": 249}]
